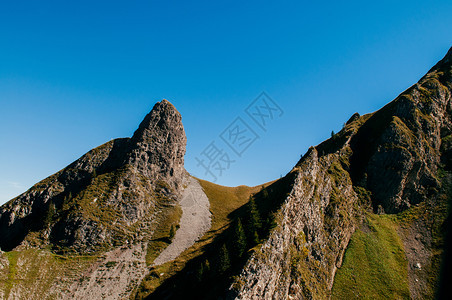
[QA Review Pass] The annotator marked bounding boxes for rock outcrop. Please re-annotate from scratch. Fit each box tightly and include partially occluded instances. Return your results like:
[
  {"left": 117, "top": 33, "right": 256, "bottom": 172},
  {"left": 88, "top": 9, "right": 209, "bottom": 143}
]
[
  {"left": 349, "top": 49, "right": 452, "bottom": 213},
  {"left": 233, "top": 148, "right": 358, "bottom": 299},
  {"left": 127, "top": 99, "right": 187, "bottom": 192}
]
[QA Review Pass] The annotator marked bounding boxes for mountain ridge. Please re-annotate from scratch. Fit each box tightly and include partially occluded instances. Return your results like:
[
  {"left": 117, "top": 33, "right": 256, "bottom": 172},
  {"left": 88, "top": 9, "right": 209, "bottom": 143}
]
[
  {"left": 231, "top": 46, "right": 452, "bottom": 299},
  {"left": 0, "top": 47, "right": 451, "bottom": 299}
]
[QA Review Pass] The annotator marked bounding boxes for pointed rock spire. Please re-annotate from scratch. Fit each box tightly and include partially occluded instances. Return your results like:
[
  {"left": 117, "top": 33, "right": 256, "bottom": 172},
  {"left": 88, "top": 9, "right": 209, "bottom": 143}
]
[{"left": 127, "top": 99, "right": 187, "bottom": 192}]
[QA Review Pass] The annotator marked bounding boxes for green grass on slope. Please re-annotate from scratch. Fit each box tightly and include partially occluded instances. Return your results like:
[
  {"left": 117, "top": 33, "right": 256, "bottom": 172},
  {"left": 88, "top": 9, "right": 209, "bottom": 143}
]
[
  {"left": 197, "top": 179, "right": 266, "bottom": 232},
  {"left": 332, "top": 213, "right": 410, "bottom": 299}
]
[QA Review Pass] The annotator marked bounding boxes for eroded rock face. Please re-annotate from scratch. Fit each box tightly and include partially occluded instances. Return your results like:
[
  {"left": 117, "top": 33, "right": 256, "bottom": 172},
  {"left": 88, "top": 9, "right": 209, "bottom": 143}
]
[
  {"left": 349, "top": 47, "right": 452, "bottom": 213},
  {"left": 127, "top": 99, "right": 187, "bottom": 192},
  {"left": 0, "top": 99, "right": 187, "bottom": 252},
  {"left": 233, "top": 143, "right": 358, "bottom": 299}
]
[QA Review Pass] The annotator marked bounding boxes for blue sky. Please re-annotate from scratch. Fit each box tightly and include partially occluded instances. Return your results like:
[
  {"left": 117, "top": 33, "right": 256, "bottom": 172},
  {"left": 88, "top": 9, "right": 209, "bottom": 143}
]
[{"left": 1, "top": 0, "right": 451, "bottom": 205}]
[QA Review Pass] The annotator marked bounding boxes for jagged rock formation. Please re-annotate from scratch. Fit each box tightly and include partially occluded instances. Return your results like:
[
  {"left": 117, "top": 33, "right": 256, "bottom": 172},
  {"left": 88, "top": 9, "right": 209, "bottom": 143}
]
[
  {"left": 127, "top": 99, "right": 187, "bottom": 191},
  {"left": 232, "top": 147, "right": 357, "bottom": 299},
  {"left": 232, "top": 47, "right": 452, "bottom": 299}
]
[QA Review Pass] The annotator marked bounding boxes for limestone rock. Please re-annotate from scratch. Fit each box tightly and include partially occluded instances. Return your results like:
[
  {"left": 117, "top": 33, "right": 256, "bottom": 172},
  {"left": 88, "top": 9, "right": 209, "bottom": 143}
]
[{"left": 127, "top": 99, "right": 187, "bottom": 193}]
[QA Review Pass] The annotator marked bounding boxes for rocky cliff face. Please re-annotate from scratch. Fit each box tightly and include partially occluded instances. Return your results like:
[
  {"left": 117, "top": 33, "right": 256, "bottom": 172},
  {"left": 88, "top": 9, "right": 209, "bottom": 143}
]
[
  {"left": 233, "top": 47, "right": 452, "bottom": 299},
  {"left": 349, "top": 49, "right": 452, "bottom": 213},
  {"left": 0, "top": 99, "right": 187, "bottom": 253},
  {"left": 233, "top": 148, "right": 358, "bottom": 299},
  {"left": 127, "top": 99, "right": 187, "bottom": 191}
]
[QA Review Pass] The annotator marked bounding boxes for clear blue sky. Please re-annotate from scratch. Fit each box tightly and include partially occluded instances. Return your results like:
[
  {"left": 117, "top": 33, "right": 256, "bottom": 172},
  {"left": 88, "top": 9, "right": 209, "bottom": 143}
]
[{"left": 1, "top": 0, "right": 451, "bottom": 205}]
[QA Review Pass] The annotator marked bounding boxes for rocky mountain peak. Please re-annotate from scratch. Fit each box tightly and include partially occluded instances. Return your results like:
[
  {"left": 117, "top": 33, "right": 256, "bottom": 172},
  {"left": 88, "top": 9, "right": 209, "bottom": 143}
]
[
  {"left": 128, "top": 99, "right": 187, "bottom": 192},
  {"left": 131, "top": 99, "right": 180, "bottom": 142},
  {"left": 232, "top": 46, "right": 452, "bottom": 299},
  {"left": 0, "top": 99, "right": 188, "bottom": 253}
]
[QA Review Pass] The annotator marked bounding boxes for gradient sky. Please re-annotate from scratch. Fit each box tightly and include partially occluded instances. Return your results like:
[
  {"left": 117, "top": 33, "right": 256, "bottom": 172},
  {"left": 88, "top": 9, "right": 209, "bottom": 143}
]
[{"left": 1, "top": 0, "right": 452, "bottom": 205}]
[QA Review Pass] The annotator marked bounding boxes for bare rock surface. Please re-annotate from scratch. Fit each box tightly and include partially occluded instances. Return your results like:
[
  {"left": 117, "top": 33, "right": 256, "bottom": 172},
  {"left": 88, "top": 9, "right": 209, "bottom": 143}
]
[
  {"left": 398, "top": 219, "right": 432, "bottom": 300},
  {"left": 153, "top": 177, "right": 211, "bottom": 266},
  {"left": 127, "top": 99, "right": 187, "bottom": 193},
  {"left": 233, "top": 147, "right": 358, "bottom": 299}
]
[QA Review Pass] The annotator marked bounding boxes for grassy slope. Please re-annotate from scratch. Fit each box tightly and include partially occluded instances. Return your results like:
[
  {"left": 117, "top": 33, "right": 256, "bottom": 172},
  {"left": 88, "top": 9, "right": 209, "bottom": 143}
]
[
  {"left": 333, "top": 169, "right": 450, "bottom": 299},
  {"left": 0, "top": 249, "right": 96, "bottom": 299},
  {"left": 332, "top": 213, "right": 410, "bottom": 299},
  {"left": 197, "top": 179, "right": 266, "bottom": 232}
]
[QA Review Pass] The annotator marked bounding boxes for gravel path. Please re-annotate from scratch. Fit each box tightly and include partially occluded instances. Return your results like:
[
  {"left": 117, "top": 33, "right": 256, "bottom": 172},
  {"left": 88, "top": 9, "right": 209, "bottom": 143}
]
[{"left": 153, "top": 177, "right": 211, "bottom": 266}]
